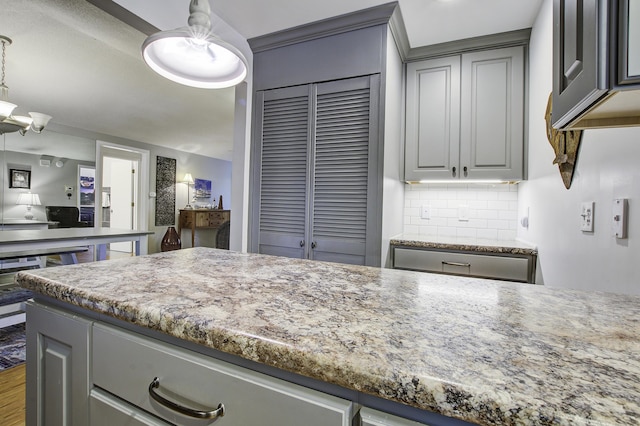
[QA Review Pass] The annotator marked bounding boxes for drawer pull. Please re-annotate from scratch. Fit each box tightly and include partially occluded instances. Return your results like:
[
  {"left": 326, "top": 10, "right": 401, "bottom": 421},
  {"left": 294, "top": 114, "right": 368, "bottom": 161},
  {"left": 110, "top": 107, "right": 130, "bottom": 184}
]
[
  {"left": 149, "top": 377, "right": 225, "bottom": 419},
  {"left": 442, "top": 261, "right": 471, "bottom": 268}
]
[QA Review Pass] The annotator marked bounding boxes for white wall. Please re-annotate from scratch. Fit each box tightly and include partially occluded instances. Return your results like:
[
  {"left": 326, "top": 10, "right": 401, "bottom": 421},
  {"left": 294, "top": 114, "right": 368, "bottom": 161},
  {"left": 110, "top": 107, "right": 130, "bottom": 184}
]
[
  {"left": 404, "top": 183, "right": 519, "bottom": 240},
  {"left": 381, "top": 29, "right": 406, "bottom": 267},
  {"left": 519, "top": 0, "right": 640, "bottom": 295},
  {"left": 1, "top": 151, "right": 95, "bottom": 221}
]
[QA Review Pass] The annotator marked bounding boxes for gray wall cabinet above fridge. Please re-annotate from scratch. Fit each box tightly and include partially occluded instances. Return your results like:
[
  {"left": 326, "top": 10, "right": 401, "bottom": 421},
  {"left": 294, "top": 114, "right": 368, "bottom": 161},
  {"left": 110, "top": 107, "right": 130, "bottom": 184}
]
[
  {"left": 553, "top": 0, "right": 640, "bottom": 129},
  {"left": 404, "top": 45, "right": 526, "bottom": 182}
]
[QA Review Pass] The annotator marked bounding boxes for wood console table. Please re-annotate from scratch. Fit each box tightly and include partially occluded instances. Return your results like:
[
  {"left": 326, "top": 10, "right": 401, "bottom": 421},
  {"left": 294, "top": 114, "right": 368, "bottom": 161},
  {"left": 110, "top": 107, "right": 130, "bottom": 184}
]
[{"left": 178, "top": 209, "right": 230, "bottom": 247}]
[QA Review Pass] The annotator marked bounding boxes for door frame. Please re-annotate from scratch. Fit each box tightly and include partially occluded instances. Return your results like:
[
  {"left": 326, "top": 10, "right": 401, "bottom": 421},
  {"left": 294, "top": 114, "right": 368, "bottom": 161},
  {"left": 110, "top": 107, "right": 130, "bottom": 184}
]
[{"left": 95, "top": 140, "right": 150, "bottom": 255}]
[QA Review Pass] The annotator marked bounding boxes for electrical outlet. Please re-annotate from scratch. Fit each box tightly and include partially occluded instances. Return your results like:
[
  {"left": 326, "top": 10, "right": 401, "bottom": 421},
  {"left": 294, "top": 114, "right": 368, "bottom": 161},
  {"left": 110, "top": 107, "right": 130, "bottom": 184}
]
[
  {"left": 580, "top": 202, "right": 594, "bottom": 232},
  {"left": 458, "top": 204, "right": 469, "bottom": 222},
  {"left": 421, "top": 205, "right": 431, "bottom": 220}
]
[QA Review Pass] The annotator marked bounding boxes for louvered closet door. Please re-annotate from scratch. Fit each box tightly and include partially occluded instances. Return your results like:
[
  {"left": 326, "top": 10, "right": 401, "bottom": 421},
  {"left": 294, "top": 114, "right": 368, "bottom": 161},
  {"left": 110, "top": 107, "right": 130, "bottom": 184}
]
[
  {"left": 256, "top": 85, "right": 311, "bottom": 258},
  {"left": 310, "top": 76, "right": 376, "bottom": 265}
]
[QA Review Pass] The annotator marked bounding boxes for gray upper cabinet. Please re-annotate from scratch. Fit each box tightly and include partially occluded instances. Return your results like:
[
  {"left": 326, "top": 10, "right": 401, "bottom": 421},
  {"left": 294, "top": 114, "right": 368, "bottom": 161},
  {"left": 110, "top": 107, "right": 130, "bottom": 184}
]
[
  {"left": 405, "top": 56, "right": 461, "bottom": 180},
  {"left": 553, "top": 0, "right": 640, "bottom": 129},
  {"left": 405, "top": 45, "right": 525, "bottom": 182}
]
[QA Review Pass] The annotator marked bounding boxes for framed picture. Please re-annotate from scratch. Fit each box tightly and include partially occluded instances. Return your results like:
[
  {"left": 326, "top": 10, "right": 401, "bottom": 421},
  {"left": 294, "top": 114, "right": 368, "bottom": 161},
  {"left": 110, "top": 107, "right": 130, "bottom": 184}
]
[
  {"left": 9, "top": 169, "right": 31, "bottom": 189},
  {"left": 194, "top": 178, "right": 212, "bottom": 198}
]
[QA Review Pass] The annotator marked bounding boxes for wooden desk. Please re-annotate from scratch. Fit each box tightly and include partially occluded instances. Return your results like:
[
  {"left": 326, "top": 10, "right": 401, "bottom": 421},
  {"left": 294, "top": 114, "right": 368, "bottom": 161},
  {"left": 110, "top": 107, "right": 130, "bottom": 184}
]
[
  {"left": 0, "top": 228, "right": 154, "bottom": 261},
  {"left": 178, "top": 209, "right": 230, "bottom": 247}
]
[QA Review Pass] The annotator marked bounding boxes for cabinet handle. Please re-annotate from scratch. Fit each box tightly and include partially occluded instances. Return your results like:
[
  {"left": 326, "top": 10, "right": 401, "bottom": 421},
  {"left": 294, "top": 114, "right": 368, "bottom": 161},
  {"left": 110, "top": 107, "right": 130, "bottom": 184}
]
[
  {"left": 311, "top": 241, "right": 317, "bottom": 249},
  {"left": 452, "top": 167, "right": 457, "bottom": 177},
  {"left": 463, "top": 166, "right": 468, "bottom": 177},
  {"left": 148, "top": 377, "right": 225, "bottom": 420},
  {"left": 442, "top": 261, "right": 471, "bottom": 268},
  {"left": 300, "top": 240, "right": 305, "bottom": 247}
]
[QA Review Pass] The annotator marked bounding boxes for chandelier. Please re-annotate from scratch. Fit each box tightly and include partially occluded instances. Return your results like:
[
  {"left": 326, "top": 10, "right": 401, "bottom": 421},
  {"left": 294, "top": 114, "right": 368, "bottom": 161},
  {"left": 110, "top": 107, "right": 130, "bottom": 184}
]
[
  {"left": 141, "top": 0, "right": 247, "bottom": 89},
  {"left": 0, "top": 35, "right": 52, "bottom": 135}
]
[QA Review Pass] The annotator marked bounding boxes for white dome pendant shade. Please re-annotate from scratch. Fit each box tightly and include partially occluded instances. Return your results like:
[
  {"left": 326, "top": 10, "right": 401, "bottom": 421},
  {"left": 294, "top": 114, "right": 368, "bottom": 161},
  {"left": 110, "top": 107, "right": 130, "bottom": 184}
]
[{"left": 142, "top": 0, "right": 247, "bottom": 89}]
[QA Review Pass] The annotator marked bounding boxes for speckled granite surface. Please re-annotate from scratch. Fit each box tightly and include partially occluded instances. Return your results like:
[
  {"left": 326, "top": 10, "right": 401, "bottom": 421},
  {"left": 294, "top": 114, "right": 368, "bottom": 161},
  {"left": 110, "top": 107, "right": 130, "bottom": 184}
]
[
  {"left": 390, "top": 234, "right": 538, "bottom": 256},
  {"left": 17, "top": 248, "right": 638, "bottom": 425}
]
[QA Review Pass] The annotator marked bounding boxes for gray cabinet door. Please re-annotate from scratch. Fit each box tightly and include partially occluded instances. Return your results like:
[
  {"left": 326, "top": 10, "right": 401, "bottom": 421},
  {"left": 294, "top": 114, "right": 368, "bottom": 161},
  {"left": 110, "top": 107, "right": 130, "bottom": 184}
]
[
  {"left": 254, "top": 85, "right": 311, "bottom": 259},
  {"left": 310, "top": 77, "right": 377, "bottom": 265},
  {"left": 460, "top": 46, "right": 524, "bottom": 181},
  {"left": 552, "top": 0, "right": 609, "bottom": 128},
  {"left": 26, "top": 301, "right": 91, "bottom": 426},
  {"left": 253, "top": 75, "right": 380, "bottom": 266},
  {"left": 619, "top": 0, "right": 640, "bottom": 84},
  {"left": 405, "top": 57, "right": 461, "bottom": 181}
]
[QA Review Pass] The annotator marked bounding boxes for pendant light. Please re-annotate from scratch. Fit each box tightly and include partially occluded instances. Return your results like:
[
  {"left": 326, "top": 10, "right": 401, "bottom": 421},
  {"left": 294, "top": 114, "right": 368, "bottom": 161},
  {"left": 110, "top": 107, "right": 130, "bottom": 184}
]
[
  {"left": 0, "top": 36, "right": 52, "bottom": 135},
  {"left": 141, "top": 0, "right": 247, "bottom": 89}
]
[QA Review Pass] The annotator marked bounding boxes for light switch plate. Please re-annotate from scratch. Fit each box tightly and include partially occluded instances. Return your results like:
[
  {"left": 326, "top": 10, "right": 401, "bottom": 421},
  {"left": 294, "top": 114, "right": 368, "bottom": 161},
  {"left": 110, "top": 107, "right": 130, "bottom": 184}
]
[
  {"left": 612, "top": 198, "right": 628, "bottom": 239},
  {"left": 580, "top": 202, "right": 594, "bottom": 232}
]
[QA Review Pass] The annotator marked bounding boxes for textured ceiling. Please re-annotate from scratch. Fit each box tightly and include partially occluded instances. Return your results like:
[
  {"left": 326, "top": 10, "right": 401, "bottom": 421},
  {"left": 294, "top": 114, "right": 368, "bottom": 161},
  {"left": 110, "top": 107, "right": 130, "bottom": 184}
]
[{"left": 1, "top": 0, "right": 544, "bottom": 162}]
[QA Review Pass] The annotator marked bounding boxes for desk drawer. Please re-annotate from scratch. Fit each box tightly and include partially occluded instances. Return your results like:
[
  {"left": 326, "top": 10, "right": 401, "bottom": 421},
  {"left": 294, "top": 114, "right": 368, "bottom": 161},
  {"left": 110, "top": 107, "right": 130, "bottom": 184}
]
[
  {"left": 206, "top": 211, "right": 229, "bottom": 227},
  {"left": 93, "top": 324, "right": 353, "bottom": 426},
  {"left": 393, "top": 247, "right": 531, "bottom": 282}
]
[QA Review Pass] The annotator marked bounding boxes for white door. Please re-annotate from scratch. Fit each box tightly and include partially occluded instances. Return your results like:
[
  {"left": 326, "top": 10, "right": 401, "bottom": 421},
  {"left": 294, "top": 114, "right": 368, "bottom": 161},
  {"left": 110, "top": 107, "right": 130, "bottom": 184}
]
[
  {"left": 104, "top": 157, "right": 137, "bottom": 252},
  {"left": 96, "top": 142, "right": 149, "bottom": 256}
]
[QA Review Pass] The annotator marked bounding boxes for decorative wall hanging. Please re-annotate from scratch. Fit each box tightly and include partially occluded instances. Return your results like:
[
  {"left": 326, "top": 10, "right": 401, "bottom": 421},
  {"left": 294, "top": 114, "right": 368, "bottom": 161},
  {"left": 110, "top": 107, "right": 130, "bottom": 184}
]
[
  {"left": 545, "top": 93, "right": 583, "bottom": 189},
  {"left": 194, "top": 178, "right": 212, "bottom": 198},
  {"left": 155, "top": 156, "right": 176, "bottom": 226},
  {"left": 9, "top": 168, "right": 30, "bottom": 189}
]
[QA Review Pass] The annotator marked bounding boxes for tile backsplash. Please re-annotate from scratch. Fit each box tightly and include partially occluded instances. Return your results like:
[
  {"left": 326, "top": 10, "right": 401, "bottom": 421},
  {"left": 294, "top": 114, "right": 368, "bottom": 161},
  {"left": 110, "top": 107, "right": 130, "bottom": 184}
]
[{"left": 403, "top": 183, "right": 519, "bottom": 240}]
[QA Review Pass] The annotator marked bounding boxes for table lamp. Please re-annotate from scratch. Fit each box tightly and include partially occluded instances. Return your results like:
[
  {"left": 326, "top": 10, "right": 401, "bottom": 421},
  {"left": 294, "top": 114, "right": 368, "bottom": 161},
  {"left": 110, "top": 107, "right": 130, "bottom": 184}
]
[
  {"left": 183, "top": 173, "right": 194, "bottom": 209},
  {"left": 16, "top": 192, "right": 41, "bottom": 220}
]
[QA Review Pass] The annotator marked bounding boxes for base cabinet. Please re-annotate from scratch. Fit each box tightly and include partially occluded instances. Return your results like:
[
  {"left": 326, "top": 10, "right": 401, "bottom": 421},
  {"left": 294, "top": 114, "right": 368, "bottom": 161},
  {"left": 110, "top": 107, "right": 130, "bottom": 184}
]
[
  {"left": 27, "top": 300, "right": 472, "bottom": 426},
  {"left": 26, "top": 301, "right": 91, "bottom": 426},
  {"left": 392, "top": 247, "right": 536, "bottom": 283},
  {"left": 26, "top": 301, "right": 355, "bottom": 426}
]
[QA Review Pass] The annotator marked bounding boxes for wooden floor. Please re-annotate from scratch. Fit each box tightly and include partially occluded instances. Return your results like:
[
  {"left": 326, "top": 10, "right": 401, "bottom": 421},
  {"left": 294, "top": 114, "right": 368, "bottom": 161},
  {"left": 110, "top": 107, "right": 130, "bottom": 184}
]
[{"left": 0, "top": 364, "right": 25, "bottom": 426}]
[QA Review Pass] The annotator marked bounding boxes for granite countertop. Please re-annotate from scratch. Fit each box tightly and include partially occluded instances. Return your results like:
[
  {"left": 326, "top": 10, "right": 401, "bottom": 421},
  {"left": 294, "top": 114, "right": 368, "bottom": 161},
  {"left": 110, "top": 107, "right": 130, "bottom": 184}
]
[
  {"left": 17, "top": 248, "right": 638, "bottom": 425},
  {"left": 390, "top": 234, "right": 538, "bottom": 256}
]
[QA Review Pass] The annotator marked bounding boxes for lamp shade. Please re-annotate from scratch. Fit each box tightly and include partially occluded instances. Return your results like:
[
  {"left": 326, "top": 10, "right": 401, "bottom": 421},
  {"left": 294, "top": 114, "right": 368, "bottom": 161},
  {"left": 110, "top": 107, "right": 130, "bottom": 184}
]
[
  {"left": 16, "top": 192, "right": 41, "bottom": 220},
  {"left": 29, "top": 112, "right": 52, "bottom": 133},
  {"left": 16, "top": 192, "right": 41, "bottom": 206},
  {"left": 183, "top": 173, "right": 194, "bottom": 184},
  {"left": 0, "top": 100, "right": 16, "bottom": 120}
]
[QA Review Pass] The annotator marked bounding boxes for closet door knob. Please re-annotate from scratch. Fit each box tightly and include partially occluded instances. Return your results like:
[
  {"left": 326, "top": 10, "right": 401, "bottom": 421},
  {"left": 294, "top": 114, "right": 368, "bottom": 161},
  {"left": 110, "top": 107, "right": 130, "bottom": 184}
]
[
  {"left": 452, "top": 167, "right": 457, "bottom": 178},
  {"left": 463, "top": 166, "right": 468, "bottom": 177},
  {"left": 311, "top": 242, "right": 317, "bottom": 249},
  {"left": 300, "top": 240, "right": 305, "bottom": 247}
]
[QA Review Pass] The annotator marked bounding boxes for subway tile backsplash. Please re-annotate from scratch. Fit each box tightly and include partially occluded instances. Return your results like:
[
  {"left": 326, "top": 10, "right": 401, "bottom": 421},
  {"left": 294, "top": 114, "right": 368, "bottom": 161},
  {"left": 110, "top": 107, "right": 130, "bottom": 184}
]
[{"left": 403, "top": 183, "right": 519, "bottom": 240}]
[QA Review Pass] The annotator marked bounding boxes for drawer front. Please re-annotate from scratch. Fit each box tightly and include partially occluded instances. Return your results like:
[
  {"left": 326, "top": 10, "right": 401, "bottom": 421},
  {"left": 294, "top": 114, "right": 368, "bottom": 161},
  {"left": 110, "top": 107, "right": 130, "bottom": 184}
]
[
  {"left": 90, "top": 388, "right": 171, "bottom": 426},
  {"left": 195, "top": 212, "right": 210, "bottom": 227},
  {"left": 93, "top": 324, "right": 353, "bottom": 426},
  {"left": 393, "top": 248, "right": 530, "bottom": 282},
  {"left": 360, "top": 407, "right": 427, "bottom": 425},
  {"left": 181, "top": 213, "right": 193, "bottom": 227},
  {"left": 208, "top": 211, "right": 229, "bottom": 227}
]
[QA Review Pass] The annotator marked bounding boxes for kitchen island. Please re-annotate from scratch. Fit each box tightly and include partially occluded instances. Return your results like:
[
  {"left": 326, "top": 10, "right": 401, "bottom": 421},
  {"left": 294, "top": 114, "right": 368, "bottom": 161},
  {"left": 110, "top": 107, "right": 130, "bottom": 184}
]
[{"left": 17, "top": 247, "right": 639, "bottom": 425}]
